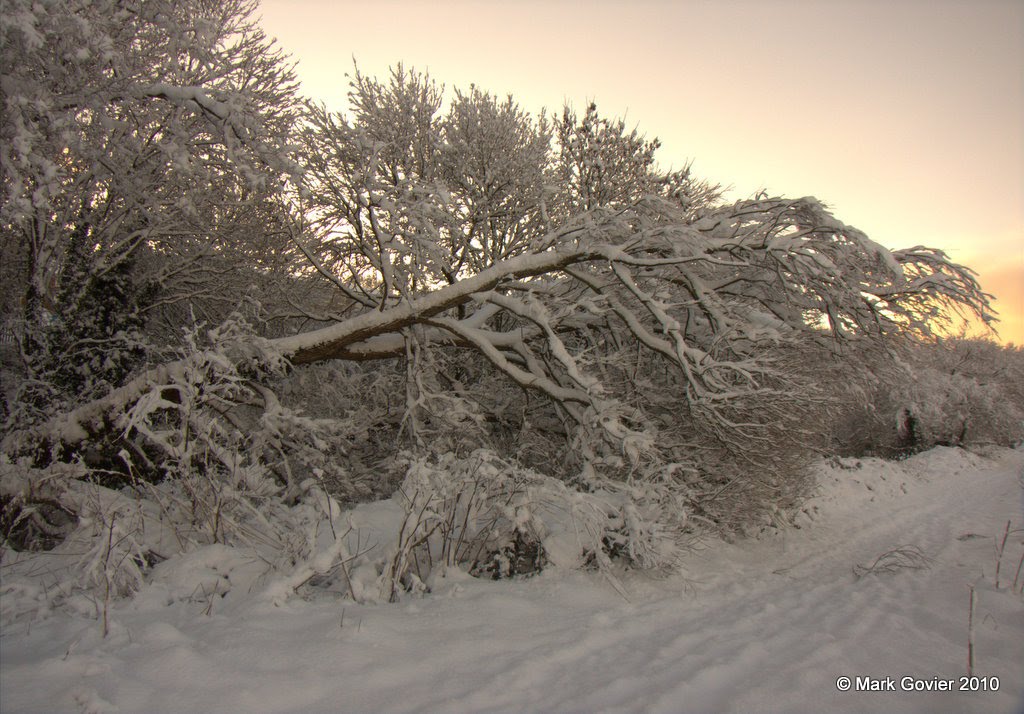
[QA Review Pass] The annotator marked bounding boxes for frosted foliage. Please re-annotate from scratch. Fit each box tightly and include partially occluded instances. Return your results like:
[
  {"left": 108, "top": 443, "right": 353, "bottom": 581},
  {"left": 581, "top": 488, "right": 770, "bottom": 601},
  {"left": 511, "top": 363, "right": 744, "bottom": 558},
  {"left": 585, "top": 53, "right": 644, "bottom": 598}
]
[
  {"left": 0, "top": 40, "right": 1008, "bottom": 620},
  {"left": 0, "top": 0, "right": 302, "bottom": 369},
  {"left": 1, "top": 0, "right": 299, "bottom": 226},
  {"left": 830, "top": 338, "right": 1024, "bottom": 457},
  {"left": 0, "top": 455, "right": 350, "bottom": 621},
  {"left": 378, "top": 450, "right": 691, "bottom": 601}
]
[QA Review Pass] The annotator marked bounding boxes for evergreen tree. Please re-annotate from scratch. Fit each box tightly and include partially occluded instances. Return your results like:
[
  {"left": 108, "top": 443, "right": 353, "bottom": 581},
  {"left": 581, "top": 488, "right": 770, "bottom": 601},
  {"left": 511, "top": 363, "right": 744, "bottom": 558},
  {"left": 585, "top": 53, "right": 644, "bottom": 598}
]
[{"left": 40, "top": 222, "right": 149, "bottom": 401}]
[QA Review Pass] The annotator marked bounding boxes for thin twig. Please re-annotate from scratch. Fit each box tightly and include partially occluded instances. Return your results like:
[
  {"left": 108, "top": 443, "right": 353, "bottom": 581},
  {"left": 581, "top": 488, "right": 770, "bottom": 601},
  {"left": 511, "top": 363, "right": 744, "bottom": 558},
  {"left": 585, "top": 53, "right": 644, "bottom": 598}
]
[
  {"left": 1013, "top": 550, "right": 1024, "bottom": 594},
  {"left": 967, "top": 585, "right": 975, "bottom": 677},
  {"left": 853, "top": 545, "right": 931, "bottom": 579},
  {"left": 994, "top": 520, "right": 1009, "bottom": 589}
]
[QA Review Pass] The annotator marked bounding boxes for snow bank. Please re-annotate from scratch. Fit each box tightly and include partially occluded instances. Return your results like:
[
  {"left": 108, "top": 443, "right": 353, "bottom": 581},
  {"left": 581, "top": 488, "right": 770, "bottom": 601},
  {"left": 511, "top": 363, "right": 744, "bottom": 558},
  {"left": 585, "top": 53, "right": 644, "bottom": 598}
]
[{"left": 2, "top": 447, "right": 1022, "bottom": 713}]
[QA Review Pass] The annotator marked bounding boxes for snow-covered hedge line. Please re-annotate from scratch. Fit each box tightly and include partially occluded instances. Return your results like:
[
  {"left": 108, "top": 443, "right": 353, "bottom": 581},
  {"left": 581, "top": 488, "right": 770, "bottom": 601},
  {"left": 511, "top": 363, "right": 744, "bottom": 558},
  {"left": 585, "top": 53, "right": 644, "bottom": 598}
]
[{"left": 831, "top": 338, "right": 1024, "bottom": 457}]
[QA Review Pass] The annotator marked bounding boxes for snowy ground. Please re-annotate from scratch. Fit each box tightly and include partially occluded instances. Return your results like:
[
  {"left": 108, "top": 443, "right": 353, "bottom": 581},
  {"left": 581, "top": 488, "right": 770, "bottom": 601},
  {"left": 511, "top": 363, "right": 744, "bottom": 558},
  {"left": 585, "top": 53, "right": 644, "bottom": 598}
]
[{"left": 2, "top": 446, "right": 1022, "bottom": 714}]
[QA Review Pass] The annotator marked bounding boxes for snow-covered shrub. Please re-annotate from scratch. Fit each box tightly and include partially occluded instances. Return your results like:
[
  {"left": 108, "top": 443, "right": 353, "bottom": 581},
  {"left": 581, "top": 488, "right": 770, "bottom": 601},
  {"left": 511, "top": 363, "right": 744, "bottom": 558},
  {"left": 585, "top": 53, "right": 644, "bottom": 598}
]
[
  {"left": 0, "top": 310, "right": 374, "bottom": 624},
  {"left": 373, "top": 449, "right": 700, "bottom": 601},
  {"left": 380, "top": 450, "right": 554, "bottom": 601},
  {"left": 117, "top": 311, "right": 367, "bottom": 531},
  {"left": 0, "top": 460, "right": 83, "bottom": 553},
  {"left": 0, "top": 453, "right": 351, "bottom": 626},
  {"left": 830, "top": 338, "right": 1024, "bottom": 457}
]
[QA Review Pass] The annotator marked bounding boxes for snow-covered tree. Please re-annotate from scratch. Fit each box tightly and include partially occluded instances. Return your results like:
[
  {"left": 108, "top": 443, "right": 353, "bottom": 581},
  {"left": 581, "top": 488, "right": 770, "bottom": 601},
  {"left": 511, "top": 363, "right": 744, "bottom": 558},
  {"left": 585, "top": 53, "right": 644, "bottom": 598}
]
[
  {"left": 439, "top": 86, "right": 553, "bottom": 273},
  {"left": 550, "top": 102, "right": 720, "bottom": 223},
  {"left": 41, "top": 221, "right": 150, "bottom": 398},
  {"left": 1, "top": 0, "right": 302, "bottom": 406},
  {"left": 297, "top": 65, "right": 446, "bottom": 309},
  {"left": 0, "top": 42, "right": 999, "bottom": 585}
]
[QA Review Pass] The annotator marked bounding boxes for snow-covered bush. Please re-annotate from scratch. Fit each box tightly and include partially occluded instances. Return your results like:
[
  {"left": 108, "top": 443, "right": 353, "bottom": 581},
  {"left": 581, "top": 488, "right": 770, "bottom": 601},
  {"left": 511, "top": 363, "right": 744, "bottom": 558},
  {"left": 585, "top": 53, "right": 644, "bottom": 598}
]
[
  {"left": 830, "top": 338, "right": 1024, "bottom": 457},
  {"left": 374, "top": 448, "right": 703, "bottom": 602},
  {"left": 0, "top": 453, "right": 352, "bottom": 626},
  {"left": 380, "top": 450, "right": 549, "bottom": 601},
  {"left": 1, "top": 309, "right": 355, "bottom": 549}
]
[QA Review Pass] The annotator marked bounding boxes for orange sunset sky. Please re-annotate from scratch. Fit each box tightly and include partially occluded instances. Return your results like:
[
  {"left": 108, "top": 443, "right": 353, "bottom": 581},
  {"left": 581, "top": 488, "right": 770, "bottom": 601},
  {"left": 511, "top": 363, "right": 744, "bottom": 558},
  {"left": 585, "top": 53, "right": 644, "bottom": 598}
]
[{"left": 258, "top": 0, "right": 1023, "bottom": 345}]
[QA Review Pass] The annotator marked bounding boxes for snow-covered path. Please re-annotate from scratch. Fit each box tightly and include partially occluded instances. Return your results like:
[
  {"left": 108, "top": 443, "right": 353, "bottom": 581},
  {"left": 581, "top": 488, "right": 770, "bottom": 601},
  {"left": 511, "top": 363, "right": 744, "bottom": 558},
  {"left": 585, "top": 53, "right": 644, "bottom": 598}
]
[{"left": 2, "top": 447, "right": 1022, "bottom": 713}]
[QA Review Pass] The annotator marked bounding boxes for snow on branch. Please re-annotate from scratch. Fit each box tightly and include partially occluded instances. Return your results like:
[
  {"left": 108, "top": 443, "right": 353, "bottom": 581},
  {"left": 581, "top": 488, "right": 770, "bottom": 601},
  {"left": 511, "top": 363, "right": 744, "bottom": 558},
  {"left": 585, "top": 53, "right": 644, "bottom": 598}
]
[{"left": 2, "top": 198, "right": 993, "bottom": 481}]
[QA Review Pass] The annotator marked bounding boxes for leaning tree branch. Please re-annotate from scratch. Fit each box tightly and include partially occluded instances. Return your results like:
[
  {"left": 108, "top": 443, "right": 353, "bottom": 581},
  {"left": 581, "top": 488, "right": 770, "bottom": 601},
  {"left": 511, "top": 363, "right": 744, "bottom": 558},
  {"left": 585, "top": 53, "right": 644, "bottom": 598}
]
[{"left": 2, "top": 198, "right": 995, "bottom": 459}]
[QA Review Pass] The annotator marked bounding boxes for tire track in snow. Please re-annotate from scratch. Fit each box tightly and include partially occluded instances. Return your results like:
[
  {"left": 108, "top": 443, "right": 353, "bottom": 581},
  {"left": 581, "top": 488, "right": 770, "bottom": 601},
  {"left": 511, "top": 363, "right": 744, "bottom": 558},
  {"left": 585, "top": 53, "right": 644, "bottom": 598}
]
[{"left": 425, "top": 449, "right": 1023, "bottom": 713}]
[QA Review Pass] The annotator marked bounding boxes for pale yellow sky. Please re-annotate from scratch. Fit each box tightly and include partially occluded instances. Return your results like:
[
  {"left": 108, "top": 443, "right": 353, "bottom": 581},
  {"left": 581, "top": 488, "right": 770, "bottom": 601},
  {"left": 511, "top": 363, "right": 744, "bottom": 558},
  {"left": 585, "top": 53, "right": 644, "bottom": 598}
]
[{"left": 259, "top": 0, "right": 1024, "bottom": 345}]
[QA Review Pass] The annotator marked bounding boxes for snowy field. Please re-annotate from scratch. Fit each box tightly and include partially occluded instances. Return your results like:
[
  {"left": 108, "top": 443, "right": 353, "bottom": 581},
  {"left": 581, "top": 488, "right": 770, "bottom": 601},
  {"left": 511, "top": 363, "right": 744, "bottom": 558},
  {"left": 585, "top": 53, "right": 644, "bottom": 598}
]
[{"left": 2, "top": 446, "right": 1022, "bottom": 714}]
